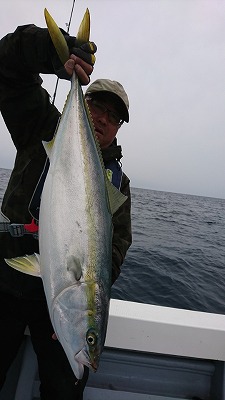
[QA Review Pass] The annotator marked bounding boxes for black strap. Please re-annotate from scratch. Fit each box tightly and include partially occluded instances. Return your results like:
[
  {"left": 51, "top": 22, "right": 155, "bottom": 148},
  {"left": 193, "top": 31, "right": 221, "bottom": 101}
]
[{"left": 0, "top": 222, "right": 26, "bottom": 237}]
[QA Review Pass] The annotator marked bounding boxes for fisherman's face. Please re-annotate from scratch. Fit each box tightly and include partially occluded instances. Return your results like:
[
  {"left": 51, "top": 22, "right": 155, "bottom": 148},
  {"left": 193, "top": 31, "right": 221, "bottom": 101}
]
[{"left": 86, "top": 94, "right": 123, "bottom": 149}]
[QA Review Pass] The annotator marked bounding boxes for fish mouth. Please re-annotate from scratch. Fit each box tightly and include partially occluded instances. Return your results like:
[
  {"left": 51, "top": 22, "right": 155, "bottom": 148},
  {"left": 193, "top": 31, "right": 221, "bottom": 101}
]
[
  {"left": 75, "top": 348, "right": 99, "bottom": 373},
  {"left": 90, "top": 360, "right": 98, "bottom": 373}
]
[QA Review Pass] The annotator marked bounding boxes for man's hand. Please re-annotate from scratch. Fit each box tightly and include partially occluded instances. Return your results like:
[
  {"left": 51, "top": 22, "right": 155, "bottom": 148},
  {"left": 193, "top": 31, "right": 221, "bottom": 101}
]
[
  {"left": 64, "top": 54, "right": 93, "bottom": 85},
  {"left": 52, "top": 332, "right": 58, "bottom": 340}
]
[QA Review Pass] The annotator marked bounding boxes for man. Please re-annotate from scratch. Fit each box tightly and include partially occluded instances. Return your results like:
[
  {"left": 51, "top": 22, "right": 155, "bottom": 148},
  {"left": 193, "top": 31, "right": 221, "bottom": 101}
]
[{"left": 0, "top": 23, "right": 131, "bottom": 400}]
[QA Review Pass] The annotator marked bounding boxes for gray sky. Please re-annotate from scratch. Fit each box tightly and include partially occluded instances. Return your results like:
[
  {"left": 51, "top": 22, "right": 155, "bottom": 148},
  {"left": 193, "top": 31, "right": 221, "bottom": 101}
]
[{"left": 1, "top": 0, "right": 225, "bottom": 199}]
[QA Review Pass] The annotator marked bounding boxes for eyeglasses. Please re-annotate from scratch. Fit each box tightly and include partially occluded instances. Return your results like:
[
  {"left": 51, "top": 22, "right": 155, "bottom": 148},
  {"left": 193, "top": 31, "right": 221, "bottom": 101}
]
[{"left": 86, "top": 97, "right": 123, "bottom": 126}]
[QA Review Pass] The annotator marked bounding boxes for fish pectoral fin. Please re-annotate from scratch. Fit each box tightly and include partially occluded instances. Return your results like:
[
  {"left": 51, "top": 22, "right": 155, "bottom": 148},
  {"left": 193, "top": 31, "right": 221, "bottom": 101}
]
[
  {"left": 67, "top": 255, "right": 82, "bottom": 281},
  {"left": 106, "top": 178, "right": 128, "bottom": 215},
  {"left": 4, "top": 254, "right": 41, "bottom": 277}
]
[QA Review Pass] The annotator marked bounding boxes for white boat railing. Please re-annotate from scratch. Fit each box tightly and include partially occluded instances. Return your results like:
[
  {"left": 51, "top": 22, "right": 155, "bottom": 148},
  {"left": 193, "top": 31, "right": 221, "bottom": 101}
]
[{"left": 106, "top": 299, "right": 225, "bottom": 361}]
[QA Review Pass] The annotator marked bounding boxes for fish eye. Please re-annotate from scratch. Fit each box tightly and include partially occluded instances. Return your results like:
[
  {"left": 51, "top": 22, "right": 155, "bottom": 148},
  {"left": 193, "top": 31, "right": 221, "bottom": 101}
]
[{"left": 86, "top": 328, "right": 97, "bottom": 347}]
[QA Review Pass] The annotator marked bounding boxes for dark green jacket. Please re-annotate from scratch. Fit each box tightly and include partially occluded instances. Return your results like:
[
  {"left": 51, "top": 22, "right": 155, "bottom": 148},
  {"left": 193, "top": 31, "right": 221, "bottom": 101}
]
[{"left": 0, "top": 25, "right": 132, "bottom": 299}]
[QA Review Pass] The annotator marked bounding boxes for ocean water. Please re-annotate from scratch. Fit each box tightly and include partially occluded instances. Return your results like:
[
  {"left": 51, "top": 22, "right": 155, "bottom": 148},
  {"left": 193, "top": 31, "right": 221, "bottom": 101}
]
[{"left": 0, "top": 167, "right": 225, "bottom": 315}]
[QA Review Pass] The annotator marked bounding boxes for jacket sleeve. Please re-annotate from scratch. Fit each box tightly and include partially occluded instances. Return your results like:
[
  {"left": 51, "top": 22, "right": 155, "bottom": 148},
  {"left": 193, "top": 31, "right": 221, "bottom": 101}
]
[
  {"left": 0, "top": 24, "right": 68, "bottom": 152},
  {"left": 111, "top": 173, "right": 132, "bottom": 284}
]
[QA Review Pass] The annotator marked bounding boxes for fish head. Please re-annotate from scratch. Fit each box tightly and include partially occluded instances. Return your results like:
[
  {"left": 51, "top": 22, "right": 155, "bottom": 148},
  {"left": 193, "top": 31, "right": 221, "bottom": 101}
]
[
  {"left": 51, "top": 283, "right": 103, "bottom": 379},
  {"left": 75, "top": 326, "right": 101, "bottom": 372}
]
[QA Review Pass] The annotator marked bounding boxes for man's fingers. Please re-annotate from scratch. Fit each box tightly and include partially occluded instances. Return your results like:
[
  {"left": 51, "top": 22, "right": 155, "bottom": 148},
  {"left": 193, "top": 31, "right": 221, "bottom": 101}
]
[
  {"left": 64, "top": 55, "right": 93, "bottom": 85},
  {"left": 69, "top": 43, "right": 96, "bottom": 66},
  {"left": 70, "top": 54, "right": 93, "bottom": 75},
  {"left": 52, "top": 333, "right": 58, "bottom": 340},
  {"left": 74, "top": 64, "right": 90, "bottom": 85}
]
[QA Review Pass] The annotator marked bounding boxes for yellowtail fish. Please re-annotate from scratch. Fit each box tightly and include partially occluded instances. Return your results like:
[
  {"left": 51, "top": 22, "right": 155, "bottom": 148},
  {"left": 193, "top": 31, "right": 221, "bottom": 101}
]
[{"left": 5, "top": 8, "right": 127, "bottom": 379}]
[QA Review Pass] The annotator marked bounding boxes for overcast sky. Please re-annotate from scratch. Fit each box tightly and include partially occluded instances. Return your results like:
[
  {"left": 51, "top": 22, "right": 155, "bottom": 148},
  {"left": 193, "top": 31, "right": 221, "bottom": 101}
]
[{"left": 1, "top": 0, "right": 225, "bottom": 199}]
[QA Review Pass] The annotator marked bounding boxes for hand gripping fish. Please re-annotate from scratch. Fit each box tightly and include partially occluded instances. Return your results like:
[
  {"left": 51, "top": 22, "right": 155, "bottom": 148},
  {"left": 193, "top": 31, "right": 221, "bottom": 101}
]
[{"left": 5, "top": 9, "right": 127, "bottom": 380}]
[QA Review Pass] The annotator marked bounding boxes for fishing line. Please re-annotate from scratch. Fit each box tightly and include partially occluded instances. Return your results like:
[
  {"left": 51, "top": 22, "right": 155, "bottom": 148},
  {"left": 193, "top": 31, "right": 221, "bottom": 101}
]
[
  {"left": 51, "top": 0, "right": 76, "bottom": 105},
  {"left": 66, "top": 0, "right": 76, "bottom": 33}
]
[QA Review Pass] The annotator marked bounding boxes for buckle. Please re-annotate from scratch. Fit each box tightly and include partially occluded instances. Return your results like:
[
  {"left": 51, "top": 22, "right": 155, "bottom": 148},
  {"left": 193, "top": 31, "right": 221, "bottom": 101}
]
[{"left": 8, "top": 224, "right": 26, "bottom": 237}]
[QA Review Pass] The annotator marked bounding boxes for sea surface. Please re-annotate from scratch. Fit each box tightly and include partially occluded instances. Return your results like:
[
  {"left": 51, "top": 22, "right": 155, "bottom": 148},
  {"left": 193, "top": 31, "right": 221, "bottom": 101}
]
[{"left": 0, "top": 167, "right": 225, "bottom": 315}]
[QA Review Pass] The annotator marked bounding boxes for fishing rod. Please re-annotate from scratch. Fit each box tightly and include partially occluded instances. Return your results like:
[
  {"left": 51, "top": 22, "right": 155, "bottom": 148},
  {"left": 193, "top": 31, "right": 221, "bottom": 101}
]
[{"left": 51, "top": 0, "right": 76, "bottom": 105}]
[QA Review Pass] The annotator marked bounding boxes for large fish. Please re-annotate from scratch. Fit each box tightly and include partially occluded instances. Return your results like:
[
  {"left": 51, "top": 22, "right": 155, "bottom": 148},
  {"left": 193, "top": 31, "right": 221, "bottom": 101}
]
[{"left": 5, "top": 9, "right": 127, "bottom": 380}]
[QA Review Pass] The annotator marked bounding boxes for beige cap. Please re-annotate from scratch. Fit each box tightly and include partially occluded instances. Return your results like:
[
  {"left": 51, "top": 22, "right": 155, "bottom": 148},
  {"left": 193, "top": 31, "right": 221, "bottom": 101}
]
[{"left": 85, "top": 79, "right": 129, "bottom": 122}]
